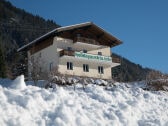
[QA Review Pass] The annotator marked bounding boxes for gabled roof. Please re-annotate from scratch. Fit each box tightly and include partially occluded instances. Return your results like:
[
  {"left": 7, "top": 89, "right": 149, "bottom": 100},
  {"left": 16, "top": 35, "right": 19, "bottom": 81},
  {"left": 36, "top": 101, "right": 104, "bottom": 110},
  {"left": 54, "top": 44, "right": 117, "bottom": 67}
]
[{"left": 17, "top": 22, "right": 122, "bottom": 52}]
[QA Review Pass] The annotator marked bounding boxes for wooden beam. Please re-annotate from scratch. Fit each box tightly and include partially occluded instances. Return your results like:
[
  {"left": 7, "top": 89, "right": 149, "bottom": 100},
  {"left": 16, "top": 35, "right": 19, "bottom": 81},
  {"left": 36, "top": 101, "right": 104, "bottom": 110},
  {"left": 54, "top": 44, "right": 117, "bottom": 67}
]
[{"left": 96, "top": 32, "right": 104, "bottom": 39}]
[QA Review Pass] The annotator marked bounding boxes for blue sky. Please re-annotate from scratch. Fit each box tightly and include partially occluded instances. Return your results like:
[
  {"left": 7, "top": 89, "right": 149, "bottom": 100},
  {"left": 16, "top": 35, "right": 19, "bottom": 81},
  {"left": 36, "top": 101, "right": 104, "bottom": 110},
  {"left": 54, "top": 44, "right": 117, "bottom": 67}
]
[{"left": 7, "top": 0, "right": 168, "bottom": 73}]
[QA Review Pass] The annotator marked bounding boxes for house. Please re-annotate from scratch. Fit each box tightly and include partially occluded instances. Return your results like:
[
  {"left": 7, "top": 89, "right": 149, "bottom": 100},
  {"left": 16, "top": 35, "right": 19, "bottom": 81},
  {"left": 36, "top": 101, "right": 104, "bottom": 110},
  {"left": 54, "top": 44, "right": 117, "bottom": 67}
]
[{"left": 18, "top": 22, "right": 122, "bottom": 80}]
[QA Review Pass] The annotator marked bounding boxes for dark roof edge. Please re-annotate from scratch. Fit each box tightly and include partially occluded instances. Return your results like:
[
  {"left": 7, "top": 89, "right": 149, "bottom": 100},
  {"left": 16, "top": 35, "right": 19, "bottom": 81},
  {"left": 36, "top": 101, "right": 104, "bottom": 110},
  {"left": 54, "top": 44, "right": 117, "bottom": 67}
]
[
  {"left": 92, "top": 23, "right": 122, "bottom": 45},
  {"left": 17, "top": 22, "right": 93, "bottom": 52},
  {"left": 17, "top": 28, "right": 58, "bottom": 52},
  {"left": 17, "top": 22, "right": 122, "bottom": 52}
]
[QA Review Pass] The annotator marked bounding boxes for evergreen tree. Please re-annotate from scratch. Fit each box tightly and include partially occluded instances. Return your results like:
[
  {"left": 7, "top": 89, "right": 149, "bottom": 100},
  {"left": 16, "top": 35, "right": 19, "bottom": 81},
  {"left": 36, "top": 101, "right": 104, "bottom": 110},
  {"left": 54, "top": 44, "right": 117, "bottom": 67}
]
[
  {"left": 0, "top": 43, "right": 6, "bottom": 78},
  {"left": 0, "top": 0, "right": 60, "bottom": 78}
]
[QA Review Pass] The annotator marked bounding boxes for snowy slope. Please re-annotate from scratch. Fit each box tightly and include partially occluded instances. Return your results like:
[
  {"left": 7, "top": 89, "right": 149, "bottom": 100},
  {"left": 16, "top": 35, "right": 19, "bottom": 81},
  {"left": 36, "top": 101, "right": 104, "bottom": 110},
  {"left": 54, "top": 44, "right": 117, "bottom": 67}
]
[{"left": 0, "top": 76, "right": 168, "bottom": 126}]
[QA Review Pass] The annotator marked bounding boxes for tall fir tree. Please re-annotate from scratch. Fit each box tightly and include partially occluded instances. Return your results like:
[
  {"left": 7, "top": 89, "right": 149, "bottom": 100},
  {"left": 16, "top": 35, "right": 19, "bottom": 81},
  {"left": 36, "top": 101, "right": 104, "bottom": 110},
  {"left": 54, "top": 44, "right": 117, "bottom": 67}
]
[{"left": 0, "top": 42, "right": 6, "bottom": 78}]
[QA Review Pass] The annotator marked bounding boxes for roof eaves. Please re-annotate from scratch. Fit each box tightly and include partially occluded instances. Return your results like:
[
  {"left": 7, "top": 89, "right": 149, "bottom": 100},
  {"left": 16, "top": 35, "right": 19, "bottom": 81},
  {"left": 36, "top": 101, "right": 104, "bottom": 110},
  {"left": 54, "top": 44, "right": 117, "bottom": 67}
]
[
  {"left": 17, "top": 28, "right": 58, "bottom": 52},
  {"left": 56, "top": 22, "right": 92, "bottom": 32},
  {"left": 17, "top": 22, "right": 93, "bottom": 52},
  {"left": 93, "top": 23, "right": 122, "bottom": 43}
]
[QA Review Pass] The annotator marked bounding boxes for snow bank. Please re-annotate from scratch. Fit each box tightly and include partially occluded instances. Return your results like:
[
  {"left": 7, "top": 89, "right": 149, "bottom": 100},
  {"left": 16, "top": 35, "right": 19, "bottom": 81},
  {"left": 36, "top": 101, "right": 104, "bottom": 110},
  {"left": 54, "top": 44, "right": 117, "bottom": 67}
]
[
  {"left": 10, "top": 75, "right": 26, "bottom": 89},
  {"left": 0, "top": 77, "right": 168, "bottom": 126}
]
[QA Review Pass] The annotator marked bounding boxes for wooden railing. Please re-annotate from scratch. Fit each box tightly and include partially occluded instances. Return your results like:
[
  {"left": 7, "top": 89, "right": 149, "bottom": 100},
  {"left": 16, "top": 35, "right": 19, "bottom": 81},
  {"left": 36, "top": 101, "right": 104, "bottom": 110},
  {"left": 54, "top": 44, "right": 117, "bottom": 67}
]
[
  {"left": 59, "top": 50, "right": 75, "bottom": 57},
  {"left": 60, "top": 50, "right": 120, "bottom": 64},
  {"left": 74, "top": 37, "right": 99, "bottom": 45},
  {"left": 112, "top": 57, "right": 121, "bottom": 63}
]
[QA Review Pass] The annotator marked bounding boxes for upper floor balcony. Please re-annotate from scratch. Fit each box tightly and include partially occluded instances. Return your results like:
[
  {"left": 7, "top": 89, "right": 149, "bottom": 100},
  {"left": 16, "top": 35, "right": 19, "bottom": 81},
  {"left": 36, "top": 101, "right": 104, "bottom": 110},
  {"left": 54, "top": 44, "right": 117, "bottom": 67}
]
[
  {"left": 74, "top": 36, "right": 100, "bottom": 45},
  {"left": 59, "top": 49, "right": 120, "bottom": 67},
  {"left": 73, "top": 37, "right": 106, "bottom": 51}
]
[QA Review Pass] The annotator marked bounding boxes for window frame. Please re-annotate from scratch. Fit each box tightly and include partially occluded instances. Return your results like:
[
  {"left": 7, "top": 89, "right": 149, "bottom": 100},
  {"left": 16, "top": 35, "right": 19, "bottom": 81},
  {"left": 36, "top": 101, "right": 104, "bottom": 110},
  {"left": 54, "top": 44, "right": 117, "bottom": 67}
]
[
  {"left": 49, "top": 62, "right": 53, "bottom": 71},
  {"left": 98, "top": 52, "right": 102, "bottom": 55},
  {"left": 83, "top": 49, "right": 87, "bottom": 53},
  {"left": 83, "top": 64, "right": 89, "bottom": 72},
  {"left": 67, "top": 47, "right": 72, "bottom": 51},
  {"left": 98, "top": 66, "right": 104, "bottom": 74},
  {"left": 67, "top": 62, "right": 73, "bottom": 70}
]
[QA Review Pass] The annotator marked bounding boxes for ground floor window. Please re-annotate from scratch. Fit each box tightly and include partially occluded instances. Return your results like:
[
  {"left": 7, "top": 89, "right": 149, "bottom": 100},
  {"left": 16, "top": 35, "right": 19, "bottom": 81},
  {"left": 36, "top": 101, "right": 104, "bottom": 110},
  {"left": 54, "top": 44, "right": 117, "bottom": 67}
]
[
  {"left": 40, "top": 67, "right": 42, "bottom": 73},
  {"left": 49, "top": 62, "right": 53, "bottom": 71},
  {"left": 83, "top": 64, "right": 89, "bottom": 72},
  {"left": 67, "top": 62, "right": 73, "bottom": 70},
  {"left": 98, "top": 66, "right": 104, "bottom": 74}
]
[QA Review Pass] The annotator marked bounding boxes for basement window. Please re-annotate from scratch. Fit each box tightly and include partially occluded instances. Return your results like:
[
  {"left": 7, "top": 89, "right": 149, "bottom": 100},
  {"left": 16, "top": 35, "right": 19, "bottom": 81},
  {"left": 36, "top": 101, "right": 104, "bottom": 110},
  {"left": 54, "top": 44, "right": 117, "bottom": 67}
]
[
  {"left": 98, "top": 66, "right": 104, "bottom": 74},
  {"left": 67, "top": 62, "right": 73, "bottom": 70}
]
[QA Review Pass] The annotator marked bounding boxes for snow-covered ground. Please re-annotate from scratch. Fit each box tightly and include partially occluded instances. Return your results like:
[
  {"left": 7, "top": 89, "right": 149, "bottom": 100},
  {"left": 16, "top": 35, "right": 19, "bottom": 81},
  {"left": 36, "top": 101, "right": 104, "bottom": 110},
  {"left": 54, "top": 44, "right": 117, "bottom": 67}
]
[{"left": 0, "top": 76, "right": 168, "bottom": 126}]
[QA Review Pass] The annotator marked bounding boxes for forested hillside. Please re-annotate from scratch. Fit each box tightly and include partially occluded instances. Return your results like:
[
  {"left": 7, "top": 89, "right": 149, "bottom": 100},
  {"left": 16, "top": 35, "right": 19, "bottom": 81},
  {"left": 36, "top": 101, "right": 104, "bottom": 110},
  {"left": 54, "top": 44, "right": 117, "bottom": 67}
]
[
  {"left": 112, "top": 53, "right": 153, "bottom": 82},
  {"left": 0, "top": 0, "right": 60, "bottom": 77},
  {"left": 0, "top": 0, "right": 158, "bottom": 82}
]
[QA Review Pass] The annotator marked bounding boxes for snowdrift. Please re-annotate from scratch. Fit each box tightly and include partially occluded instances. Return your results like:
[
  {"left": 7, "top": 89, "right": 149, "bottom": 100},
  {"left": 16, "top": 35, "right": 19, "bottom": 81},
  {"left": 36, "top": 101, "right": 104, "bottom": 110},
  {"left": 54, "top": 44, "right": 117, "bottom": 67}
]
[
  {"left": 0, "top": 75, "right": 168, "bottom": 126},
  {"left": 10, "top": 75, "right": 26, "bottom": 89}
]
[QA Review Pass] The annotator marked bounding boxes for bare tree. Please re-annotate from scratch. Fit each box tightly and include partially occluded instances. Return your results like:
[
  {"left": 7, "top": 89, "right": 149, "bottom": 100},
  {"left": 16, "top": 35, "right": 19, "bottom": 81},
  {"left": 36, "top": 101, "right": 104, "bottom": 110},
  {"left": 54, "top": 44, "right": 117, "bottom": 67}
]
[
  {"left": 29, "top": 55, "right": 47, "bottom": 86},
  {"left": 146, "top": 70, "right": 168, "bottom": 91}
]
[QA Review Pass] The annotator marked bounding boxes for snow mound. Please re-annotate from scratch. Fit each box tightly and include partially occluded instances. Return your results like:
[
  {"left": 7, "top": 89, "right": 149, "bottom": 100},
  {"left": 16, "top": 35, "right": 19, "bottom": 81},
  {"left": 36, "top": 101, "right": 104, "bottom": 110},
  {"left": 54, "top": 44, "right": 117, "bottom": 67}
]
[
  {"left": 10, "top": 75, "right": 26, "bottom": 89},
  {"left": 0, "top": 77, "right": 168, "bottom": 126},
  {"left": 95, "top": 79, "right": 108, "bottom": 85}
]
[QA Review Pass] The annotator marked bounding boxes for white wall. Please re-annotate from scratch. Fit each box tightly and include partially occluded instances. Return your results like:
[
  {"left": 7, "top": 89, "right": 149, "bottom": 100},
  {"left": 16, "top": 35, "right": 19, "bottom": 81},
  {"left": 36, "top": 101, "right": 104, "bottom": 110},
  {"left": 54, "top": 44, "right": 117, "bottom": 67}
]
[
  {"left": 54, "top": 37, "right": 74, "bottom": 51},
  {"left": 58, "top": 57, "right": 112, "bottom": 79},
  {"left": 28, "top": 40, "right": 59, "bottom": 75},
  {"left": 28, "top": 37, "right": 113, "bottom": 79},
  {"left": 88, "top": 47, "right": 111, "bottom": 56}
]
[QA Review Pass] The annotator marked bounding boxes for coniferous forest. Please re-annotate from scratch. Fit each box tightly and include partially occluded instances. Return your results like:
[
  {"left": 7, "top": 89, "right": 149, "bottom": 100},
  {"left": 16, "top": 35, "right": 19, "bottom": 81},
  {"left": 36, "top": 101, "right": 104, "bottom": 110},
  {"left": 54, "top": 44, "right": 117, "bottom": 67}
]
[
  {"left": 0, "top": 0, "right": 156, "bottom": 81},
  {"left": 0, "top": 0, "right": 60, "bottom": 78}
]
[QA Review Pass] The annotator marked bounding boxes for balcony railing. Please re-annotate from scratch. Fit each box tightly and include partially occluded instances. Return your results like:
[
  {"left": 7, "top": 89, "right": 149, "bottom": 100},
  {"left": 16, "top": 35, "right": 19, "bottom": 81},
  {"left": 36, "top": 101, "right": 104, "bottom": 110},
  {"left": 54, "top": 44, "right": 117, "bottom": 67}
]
[
  {"left": 60, "top": 50, "right": 121, "bottom": 64},
  {"left": 74, "top": 37, "right": 100, "bottom": 45},
  {"left": 60, "top": 50, "right": 119, "bottom": 62},
  {"left": 60, "top": 50, "right": 75, "bottom": 57},
  {"left": 112, "top": 57, "right": 121, "bottom": 63}
]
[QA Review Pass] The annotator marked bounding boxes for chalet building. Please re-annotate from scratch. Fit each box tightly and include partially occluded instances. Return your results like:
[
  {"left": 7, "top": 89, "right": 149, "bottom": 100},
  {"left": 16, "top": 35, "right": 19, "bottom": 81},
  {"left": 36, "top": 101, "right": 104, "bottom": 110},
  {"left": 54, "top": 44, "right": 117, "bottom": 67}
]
[{"left": 18, "top": 22, "right": 122, "bottom": 79}]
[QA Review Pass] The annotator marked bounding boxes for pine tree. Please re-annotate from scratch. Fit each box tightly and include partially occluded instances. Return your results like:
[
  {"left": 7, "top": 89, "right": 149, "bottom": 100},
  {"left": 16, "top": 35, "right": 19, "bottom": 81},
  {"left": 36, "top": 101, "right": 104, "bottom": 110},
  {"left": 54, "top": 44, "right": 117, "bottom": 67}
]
[{"left": 0, "top": 43, "right": 6, "bottom": 78}]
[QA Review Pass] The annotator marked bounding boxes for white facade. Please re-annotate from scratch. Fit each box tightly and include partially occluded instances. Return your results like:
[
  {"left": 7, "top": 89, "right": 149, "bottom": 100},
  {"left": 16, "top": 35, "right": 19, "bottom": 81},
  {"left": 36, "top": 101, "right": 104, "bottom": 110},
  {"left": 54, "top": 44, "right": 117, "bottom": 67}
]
[{"left": 28, "top": 36, "right": 120, "bottom": 80}]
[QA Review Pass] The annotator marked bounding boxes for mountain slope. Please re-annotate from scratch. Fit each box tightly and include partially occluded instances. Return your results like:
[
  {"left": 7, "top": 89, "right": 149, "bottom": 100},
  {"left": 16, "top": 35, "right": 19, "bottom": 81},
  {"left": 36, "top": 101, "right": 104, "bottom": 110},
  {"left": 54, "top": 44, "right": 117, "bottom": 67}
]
[
  {"left": 0, "top": 0, "right": 60, "bottom": 47},
  {"left": 0, "top": 0, "right": 60, "bottom": 77},
  {"left": 112, "top": 53, "right": 153, "bottom": 82},
  {"left": 0, "top": 0, "right": 158, "bottom": 81}
]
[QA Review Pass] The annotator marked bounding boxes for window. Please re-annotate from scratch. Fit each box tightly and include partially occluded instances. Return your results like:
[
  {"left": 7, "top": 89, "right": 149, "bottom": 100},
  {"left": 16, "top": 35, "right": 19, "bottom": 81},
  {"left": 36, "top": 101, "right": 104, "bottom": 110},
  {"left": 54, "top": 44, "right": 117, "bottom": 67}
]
[
  {"left": 39, "top": 67, "right": 42, "bottom": 73},
  {"left": 67, "top": 62, "right": 73, "bottom": 70},
  {"left": 31, "top": 56, "right": 34, "bottom": 61},
  {"left": 77, "top": 34, "right": 81, "bottom": 37},
  {"left": 67, "top": 47, "right": 72, "bottom": 51},
  {"left": 83, "top": 49, "right": 87, "bottom": 53},
  {"left": 83, "top": 64, "right": 89, "bottom": 72},
  {"left": 49, "top": 62, "right": 53, "bottom": 71},
  {"left": 39, "top": 52, "right": 42, "bottom": 57},
  {"left": 98, "top": 52, "right": 102, "bottom": 55},
  {"left": 98, "top": 66, "right": 104, "bottom": 74}
]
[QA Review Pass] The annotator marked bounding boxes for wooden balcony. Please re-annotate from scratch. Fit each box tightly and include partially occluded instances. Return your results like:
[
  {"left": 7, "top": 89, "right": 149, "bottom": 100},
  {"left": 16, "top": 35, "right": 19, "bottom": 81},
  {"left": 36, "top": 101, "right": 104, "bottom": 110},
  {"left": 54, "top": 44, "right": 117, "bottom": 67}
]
[
  {"left": 112, "top": 57, "right": 121, "bottom": 63},
  {"left": 74, "top": 37, "right": 100, "bottom": 45},
  {"left": 59, "top": 50, "right": 75, "bottom": 57},
  {"left": 59, "top": 50, "right": 120, "bottom": 67},
  {"left": 60, "top": 50, "right": 119, "bottom": 62}
]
